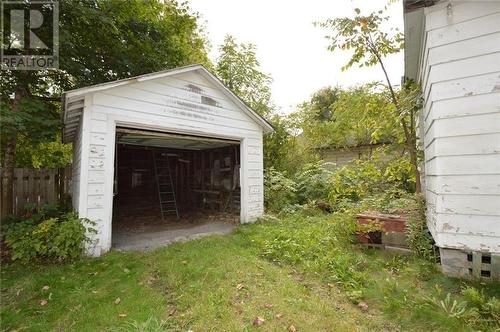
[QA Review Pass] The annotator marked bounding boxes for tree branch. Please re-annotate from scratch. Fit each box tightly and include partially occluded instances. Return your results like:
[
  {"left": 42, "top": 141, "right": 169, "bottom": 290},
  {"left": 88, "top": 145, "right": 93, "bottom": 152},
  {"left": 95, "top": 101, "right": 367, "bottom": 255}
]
[{"left": 29, "top": 95, "right": 61, "bottom": 102}]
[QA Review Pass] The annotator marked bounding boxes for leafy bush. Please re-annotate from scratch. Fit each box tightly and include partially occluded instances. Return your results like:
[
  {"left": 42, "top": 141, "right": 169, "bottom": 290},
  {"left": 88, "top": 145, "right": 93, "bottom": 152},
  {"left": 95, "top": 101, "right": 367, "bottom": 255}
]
[
  {"left": 327, "top": 152, "right": 416, "bottom": 206},
  {"left": 383, "top": 155, "right": 416, "bottom": 193},
  {"left": 328, "top": 159, "right": 384, "bottom": 203},
  {"left": 406, "top": 194, "right": 436, "bottom": 261},
  {"left": 295, "top": 161, "right": 333, "bottom": 203},
  {"left": 264, "top": 146, "right": 418, "bottom": 216},
  {"left": 3, "top": 212, "right": 96, "bottom": 263},
  {"left": 264, "top": 167, "right": 297, "bottom": 211}
]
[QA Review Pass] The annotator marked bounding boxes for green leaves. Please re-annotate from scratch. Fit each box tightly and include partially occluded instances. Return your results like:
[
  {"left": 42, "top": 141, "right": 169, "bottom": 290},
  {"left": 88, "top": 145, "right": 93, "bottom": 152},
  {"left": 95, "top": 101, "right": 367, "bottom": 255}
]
[
  {"left": 1, "top": 0, "right": 212, "bottom": 169},
  {"left": 3, "top": 211, "right": 96, "bottom": 263},
  {"left": 214, "top": 35, "right": 308, "bottom": 174},
  {"left": 0, "top": 97, "right": 60, "bottom": 141},
  {"left": 317, "top": 8, "right": 403, "bottom": 71},
  {"left": 216, "top": 35, "right": 273, "bottom": 118},
  {"left": 58, "top": 0, "right": 210, "bottom": 90},
  {"left": 298, "top": 84, "right": 402, "bottom": 150}
]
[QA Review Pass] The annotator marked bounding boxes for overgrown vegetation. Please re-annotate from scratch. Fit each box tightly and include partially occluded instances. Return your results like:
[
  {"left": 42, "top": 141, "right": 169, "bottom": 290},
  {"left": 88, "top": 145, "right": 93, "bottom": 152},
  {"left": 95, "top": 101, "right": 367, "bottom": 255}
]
[
  {"left": 1, "top": 205, "right": 95, "bottom": 263},
  {"left": 406, "top": 194, "right": 437, "bottom": 261},
  {"left": 2, "top": 2, "right": 497, "bottom": 330},
  {"left": 2, "top": 212, "right": 499, "bottom": 331},
  {"left": 317, "top": 5, "right": 423, "bottom": 193},
  {"left": 264, "top": 148, "right": 416, "bottom": 215}
]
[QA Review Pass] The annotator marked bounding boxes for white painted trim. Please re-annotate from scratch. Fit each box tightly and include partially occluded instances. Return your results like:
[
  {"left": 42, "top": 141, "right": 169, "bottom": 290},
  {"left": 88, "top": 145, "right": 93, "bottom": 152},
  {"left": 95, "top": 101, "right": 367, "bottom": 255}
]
[
  {"left": 240, "top": 137, "right": 248, "bottom": 223},
  {"left": 78, "top": 95, "right": 92, "bottom": 216},
  {"left": 103, "top": 115, "right": 117, "bottom": 252}
]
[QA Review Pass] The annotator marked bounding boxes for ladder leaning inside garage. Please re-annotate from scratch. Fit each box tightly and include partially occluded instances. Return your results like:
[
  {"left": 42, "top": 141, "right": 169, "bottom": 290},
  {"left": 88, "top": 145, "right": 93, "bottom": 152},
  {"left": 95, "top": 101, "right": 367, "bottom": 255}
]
[{"left": 153, "top": 151, "right": 179, "bottom": 220}]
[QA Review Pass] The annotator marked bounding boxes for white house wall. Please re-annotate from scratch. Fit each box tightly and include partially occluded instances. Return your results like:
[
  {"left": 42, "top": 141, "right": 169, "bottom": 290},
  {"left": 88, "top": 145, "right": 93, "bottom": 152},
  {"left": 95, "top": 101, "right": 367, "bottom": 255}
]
[
  {"left": 418, "top": 1, "right": 500, "bottom": 252},
  {"left": 77, "top": 71, "right": 265, "bottom": 255}
]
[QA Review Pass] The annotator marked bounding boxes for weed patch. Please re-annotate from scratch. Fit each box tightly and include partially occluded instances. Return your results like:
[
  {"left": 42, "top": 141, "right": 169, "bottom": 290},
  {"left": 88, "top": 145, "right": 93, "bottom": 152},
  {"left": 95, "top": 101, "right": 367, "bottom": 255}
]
[{"left": 2, "top": 212, "right": 499, "bottom": 331}]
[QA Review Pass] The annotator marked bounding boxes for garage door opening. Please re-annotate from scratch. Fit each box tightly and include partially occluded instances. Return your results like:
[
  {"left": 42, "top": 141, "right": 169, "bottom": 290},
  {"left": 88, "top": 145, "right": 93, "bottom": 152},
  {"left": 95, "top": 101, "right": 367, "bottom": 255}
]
[{"left": 112, "top": 128, "right": 240, "bottom": 250}]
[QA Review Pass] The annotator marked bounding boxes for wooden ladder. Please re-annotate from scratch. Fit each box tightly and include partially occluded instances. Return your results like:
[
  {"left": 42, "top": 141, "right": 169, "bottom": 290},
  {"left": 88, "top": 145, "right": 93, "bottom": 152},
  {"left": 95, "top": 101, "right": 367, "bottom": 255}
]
[{"left": 153, "top": 151, "right": 179, "bottom": 220}]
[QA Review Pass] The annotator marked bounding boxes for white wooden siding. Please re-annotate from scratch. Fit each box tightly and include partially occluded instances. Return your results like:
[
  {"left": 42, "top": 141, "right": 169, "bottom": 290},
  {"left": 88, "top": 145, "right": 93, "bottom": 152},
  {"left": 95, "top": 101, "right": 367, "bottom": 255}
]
[
  {"left": 418, "top": 1, "right": 500, "bottom": 252},
  {"left": 74, "top": 70, "right": 265, "bottom": 255}
]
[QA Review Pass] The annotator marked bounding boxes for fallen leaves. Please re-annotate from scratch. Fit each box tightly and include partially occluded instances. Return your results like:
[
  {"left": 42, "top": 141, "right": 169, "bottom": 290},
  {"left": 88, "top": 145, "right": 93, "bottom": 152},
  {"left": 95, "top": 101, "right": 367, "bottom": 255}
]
[
  {"left": 253, "top": 316, "right": 265, "bottom": 326},
  {"left": 114, "top": 297, "right": 121, "bottom": 305},
  {"left": 357, "top": 302, "right": 369, "bottom": 311}
]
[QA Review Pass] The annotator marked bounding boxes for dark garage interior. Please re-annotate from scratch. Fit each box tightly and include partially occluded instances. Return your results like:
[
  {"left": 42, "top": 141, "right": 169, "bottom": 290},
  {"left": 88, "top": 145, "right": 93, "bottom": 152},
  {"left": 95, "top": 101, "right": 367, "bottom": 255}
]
[{"left": 112, "top": 128, "right": 241, "bottom": 250}]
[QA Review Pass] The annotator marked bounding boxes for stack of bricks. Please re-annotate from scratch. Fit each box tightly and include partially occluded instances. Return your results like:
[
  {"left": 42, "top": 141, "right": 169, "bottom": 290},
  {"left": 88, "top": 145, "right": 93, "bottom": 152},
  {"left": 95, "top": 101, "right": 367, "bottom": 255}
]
[{"left": 356, "top": 212, "right": 408, "bottom": 249}]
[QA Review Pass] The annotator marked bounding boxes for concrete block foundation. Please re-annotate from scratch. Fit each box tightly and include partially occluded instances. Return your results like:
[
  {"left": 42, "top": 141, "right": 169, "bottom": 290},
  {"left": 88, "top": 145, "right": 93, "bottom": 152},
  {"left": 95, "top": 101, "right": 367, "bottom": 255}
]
[{"left": 440, "top": 248, "right": 500, "bottom": 281}]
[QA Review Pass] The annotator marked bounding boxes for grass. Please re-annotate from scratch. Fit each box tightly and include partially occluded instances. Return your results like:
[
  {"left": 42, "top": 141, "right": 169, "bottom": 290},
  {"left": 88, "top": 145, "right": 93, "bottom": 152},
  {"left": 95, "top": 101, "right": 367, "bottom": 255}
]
[{"left": 2, "top": 210, "right": 499, "bottom": 331}]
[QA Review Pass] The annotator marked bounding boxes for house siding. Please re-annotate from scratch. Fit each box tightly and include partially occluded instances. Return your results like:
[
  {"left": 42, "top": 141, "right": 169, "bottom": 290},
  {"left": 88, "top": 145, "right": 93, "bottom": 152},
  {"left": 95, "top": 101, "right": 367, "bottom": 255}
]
[
  {"left": 418, "top": 1, "right": 500, "bottom": 253},
  {"left": 75, "top": 70, "right": 265, "bottom": 255}
]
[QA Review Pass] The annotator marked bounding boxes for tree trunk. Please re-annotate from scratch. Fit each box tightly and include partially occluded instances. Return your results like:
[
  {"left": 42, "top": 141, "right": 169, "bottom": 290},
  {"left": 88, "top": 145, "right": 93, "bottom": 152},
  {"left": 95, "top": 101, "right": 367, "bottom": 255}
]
[
  {"left": 1, "top": 87, "right": 24, "bottom": 218},
  {"left": 372, "top": 48, "right": 422, "bottom": 194},
  {"left": 408, "top": 141, "right": 422, "bottom": 194},
  {"left": 1, "top": 136, "right": 16, "bottom": 218}
]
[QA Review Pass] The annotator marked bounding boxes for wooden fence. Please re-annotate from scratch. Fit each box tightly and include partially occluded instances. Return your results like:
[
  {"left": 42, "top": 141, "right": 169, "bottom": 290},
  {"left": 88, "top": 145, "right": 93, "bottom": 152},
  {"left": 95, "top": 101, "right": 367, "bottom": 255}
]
[{"left": 0, "top": 167, "right": 72, "bottom": 217}]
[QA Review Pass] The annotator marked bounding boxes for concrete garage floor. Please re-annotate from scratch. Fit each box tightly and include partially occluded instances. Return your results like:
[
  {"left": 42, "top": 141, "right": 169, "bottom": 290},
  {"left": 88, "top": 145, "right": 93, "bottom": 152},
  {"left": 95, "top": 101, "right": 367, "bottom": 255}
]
[{"left": 112, "top": 213, "right": 237, "bottom": 251}]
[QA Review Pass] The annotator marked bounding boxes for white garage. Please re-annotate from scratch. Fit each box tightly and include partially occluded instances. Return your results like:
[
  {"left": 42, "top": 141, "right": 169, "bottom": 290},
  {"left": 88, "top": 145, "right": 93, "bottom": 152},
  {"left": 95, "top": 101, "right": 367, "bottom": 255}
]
[{"left": 62, "top": 64, "right": 273, "bottom": 256}]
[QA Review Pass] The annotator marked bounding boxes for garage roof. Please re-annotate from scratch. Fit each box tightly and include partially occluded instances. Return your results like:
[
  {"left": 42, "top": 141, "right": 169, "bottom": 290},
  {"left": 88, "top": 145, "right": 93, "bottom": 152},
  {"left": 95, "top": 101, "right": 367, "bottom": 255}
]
[{"left": 62, "top": 64, "right": 274, "bottom": 143}]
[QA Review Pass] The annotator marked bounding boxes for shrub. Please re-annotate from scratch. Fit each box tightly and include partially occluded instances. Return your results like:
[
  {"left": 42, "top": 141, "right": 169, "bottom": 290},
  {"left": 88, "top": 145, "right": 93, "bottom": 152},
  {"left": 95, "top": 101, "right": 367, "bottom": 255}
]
[
  {"left": 327, "top": 150, "right": 416, "bottom": 209},
  {"left": 264, "top": 146, "right": 418, "bottom": 215},
  {"left": 328, "top": 159, "right": 385, "bottom": 203},
  {"left": 383, "top": 155, "right": 416, "bottom": 193},
  {"left": 264, "top": 167, "right": 297, "bottom": 212},
  {"left": 3, "top": 212, "right": 96, "bottom": 263},
  {"left": 406, "top": 194, "right": 436, "bottom": 261},
  {"left": 295, "top": 161, "right": 333, "bottom": 204}
]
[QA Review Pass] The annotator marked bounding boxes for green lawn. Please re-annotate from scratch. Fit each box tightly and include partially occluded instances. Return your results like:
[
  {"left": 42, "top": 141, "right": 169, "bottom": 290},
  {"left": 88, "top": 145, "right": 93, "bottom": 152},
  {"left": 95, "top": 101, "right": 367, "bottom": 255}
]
[{"left": 2, "top": 212, "right": 499, "bottom": 331}]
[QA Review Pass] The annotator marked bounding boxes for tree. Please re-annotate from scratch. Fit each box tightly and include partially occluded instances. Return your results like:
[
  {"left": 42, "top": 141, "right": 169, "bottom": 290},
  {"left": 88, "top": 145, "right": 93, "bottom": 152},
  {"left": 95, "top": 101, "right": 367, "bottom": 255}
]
[
  {"left": 215, "top": 35, "right": 309, "bottom": 173},
  {"left": 304, "top": 86, "right": 342, "bottom": 122},
  {"left": 1, "top": 0, "right": 210, "bottom": 217},
  {"left": 317, "top": 7, "right": 423, "bottom": 193},
  {"left": 297, "top": 84, "right": 403, "bottom": 150},
  {"left": 215, "top": 35, "right": 273, "bottom": 117}
]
